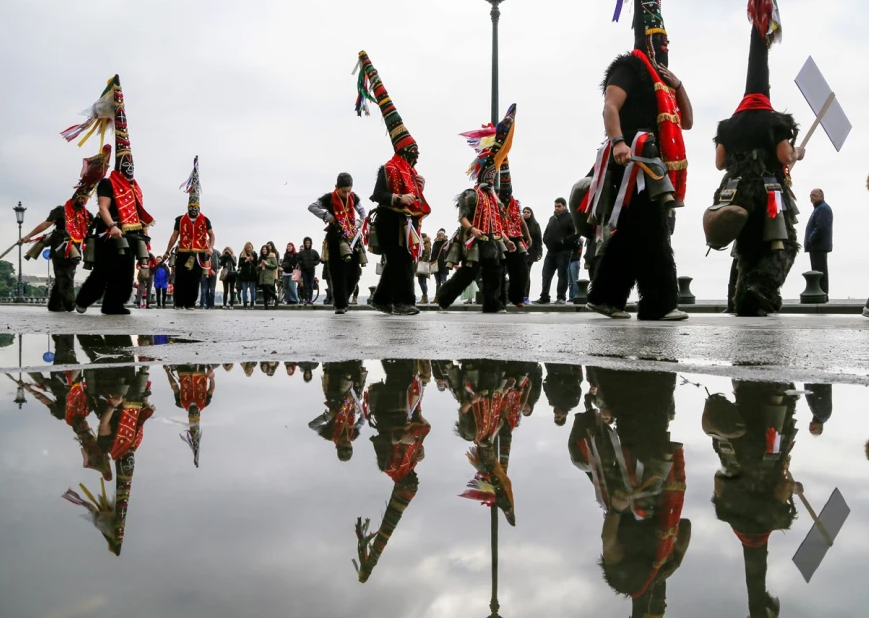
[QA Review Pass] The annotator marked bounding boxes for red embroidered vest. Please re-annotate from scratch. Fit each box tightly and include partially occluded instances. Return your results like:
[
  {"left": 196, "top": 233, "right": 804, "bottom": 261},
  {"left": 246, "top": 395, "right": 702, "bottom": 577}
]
[
  {"left": 471, "top": 188, "right": 504, "bottom": 238},
  {"left": 64, "top": 201, "right": 91, "bottom": 244},
  {"left": 504, "top": 197, "right": 523, "bottom": 238},
  {"left": 179, "top": 372, "right": 209, "bottom": 411},
  {"left": 178, "top": 214, "right": 209, "bottom": 253},
  {"left": 108, "top": 171, "right": 153, "bottom": 232},
  {"left": 384, "top": 154, "right": 431, "bottom": 218}
]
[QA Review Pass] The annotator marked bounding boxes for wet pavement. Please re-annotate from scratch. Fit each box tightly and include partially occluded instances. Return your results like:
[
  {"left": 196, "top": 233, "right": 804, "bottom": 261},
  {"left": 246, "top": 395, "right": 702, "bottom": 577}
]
[
  {"left": 1, "top": 358, "right": 867, "bottom": 618},
  {"left": 1, "top": 306, "right": 868, "bottom": 384}
]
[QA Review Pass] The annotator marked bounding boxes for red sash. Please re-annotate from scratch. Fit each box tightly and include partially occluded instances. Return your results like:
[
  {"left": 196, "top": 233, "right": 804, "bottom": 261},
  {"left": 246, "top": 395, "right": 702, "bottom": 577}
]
[
  {"left": 110, "top": 405, "right": 152, "bottom": 460},
  {"left": 331, "top": 397, "right": 358, "bottom": 444},
  {"left": 632, "top": 51, "right": 688, "bottom": 204},
  {"left": 503, "top": 197, "right": 523, "bottom": 238},
  {"left": 64, "top": 379, "right": 88, "bottom": 425},
  {"left": 108, "top": 170, "right": 152, "bottom": 232},
  {"left": 178, "top": 214, "right": 209, "bottom": 253},
  {"left": 471, "top": 392, "right": 504, "bottom": 444},
  {"left": 384, "top": 154, "right": 431, "bottom": 218},
  {"left": 471, "top": 187, "right": 504, "bottom": 238},
  {"left": 179, "top": 372, "right": 209, "bottom": 412},
  {"left": 331, "top": 191, "right": 357, "bottom": 239},
  {"left": 384, "top": 422, "right": 431, "bottom": 483},
  {"left": 64, "top": 200, "right": 91, "bottom": 244}
]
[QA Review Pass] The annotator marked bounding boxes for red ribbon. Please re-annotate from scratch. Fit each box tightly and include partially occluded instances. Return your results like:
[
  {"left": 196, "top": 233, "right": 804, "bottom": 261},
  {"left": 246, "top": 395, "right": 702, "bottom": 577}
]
[{"left": 735, "top": 93, "right": 774, "bottom": 115}]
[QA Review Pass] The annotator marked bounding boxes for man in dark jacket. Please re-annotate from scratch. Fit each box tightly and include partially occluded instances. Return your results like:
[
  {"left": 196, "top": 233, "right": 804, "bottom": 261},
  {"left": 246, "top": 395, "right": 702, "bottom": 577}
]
[
  {"left": 430, "top": 228, "right": 449, "bottom": 300},
  {"left": 533, "top": 198, "right": 577, "bottom": 305},
  {"left": 804, "top": 188, "right": 833, "bottom": 298},
  {"left": 296, "top": 237, "right": 321, "bottom": 306}
]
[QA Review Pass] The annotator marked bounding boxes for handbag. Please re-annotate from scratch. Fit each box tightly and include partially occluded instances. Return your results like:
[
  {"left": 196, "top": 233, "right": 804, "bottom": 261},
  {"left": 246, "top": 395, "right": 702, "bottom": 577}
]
[
  {"left": 703, "top": 178, "right": 748, "bottom": 251},
  {"left": 415, "top": 261, "right": 431, "bottom": 276},
  {"left": 137, "top": 267, "right": 150, "bottom": 281},
  {"left": 218, "top": 268, "right": 228, "bottom": 282},
  {"left": 291, "top": 267, "right": 302, "bottom": 283}
]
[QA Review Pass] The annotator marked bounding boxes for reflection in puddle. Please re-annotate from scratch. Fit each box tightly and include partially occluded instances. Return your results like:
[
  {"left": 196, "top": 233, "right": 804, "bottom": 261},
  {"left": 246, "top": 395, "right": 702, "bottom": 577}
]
[
  {"left": 0, "top": 334, "right": 200, "bottom": 368},
  {"left": 0, "top": 360, "right": 866, "bottom": 617}
]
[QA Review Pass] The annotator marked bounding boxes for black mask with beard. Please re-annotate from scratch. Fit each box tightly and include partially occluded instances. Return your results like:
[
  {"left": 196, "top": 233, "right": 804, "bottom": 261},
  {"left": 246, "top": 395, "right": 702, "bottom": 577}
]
[
  {"left": 650, "top": 33, "right": 669, "bottom": 68},
  {"left": 188, "top": 207, "right": 200, "bottom": 219}
]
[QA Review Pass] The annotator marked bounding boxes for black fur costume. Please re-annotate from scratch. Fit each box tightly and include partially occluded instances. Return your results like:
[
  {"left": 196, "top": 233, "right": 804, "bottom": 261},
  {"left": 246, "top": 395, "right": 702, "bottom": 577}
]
[
  {"left": 585, "top": 53, "right": 679, "bottom": 320},
  {"left": 714, "top": 17, "right": 800, "bottom": 317}
]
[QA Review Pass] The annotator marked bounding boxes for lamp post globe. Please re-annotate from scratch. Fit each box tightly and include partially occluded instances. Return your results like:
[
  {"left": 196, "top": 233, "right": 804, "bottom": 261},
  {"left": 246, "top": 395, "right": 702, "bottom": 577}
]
[{"left": 13, "top": 201, "right": 26, "bottom": 300}]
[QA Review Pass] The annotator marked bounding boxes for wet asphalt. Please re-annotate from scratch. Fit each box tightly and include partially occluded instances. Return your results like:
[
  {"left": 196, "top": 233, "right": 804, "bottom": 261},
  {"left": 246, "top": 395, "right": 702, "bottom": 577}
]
[{"left": 1, "top": 305, "right": 867, "bottom": 384}]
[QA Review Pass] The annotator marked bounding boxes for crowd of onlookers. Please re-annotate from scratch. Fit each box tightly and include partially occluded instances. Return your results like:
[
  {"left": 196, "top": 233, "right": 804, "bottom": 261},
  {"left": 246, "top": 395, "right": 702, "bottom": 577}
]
[{"left": 131, "top": 202, "right": 600, "bottom": 311}]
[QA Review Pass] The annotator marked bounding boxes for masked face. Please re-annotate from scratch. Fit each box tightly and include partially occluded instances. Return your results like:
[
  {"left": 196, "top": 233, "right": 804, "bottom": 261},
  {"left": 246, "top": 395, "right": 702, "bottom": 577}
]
[
  {"left": 402, "top": 144, "right": 419, "bottom": 167},
  {"left": 187, "top": 206, "right": 200, "bottom": 219},
  {"left": 650, "top": 33, "right": 669, "bottom": 68}
]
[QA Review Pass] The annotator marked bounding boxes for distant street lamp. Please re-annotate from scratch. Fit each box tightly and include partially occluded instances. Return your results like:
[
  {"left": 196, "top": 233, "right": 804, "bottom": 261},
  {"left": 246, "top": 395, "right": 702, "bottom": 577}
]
[
  {"left": 485, "top": 0, "right": 505, "bottom": 125},
  {"left": 13, "top": 201, "right": 26, "bottom": 300}
]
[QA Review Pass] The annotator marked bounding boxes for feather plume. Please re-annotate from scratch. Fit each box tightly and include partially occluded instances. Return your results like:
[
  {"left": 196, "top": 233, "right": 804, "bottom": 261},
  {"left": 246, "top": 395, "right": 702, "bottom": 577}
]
[{"left": 748, "top": 0, "right": 783, "bottom": 46}]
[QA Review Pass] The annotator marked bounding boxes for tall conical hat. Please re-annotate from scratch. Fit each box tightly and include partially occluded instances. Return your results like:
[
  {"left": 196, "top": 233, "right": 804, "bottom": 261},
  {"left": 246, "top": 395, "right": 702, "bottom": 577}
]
[
  {"left": 460, "top": 104, "right": 517, "bottom": 186},
  {"left": 70, "top": 144, "right": 112, "bottom": 208},
  {"left": 498, "top": 158, "right": 513, "bottom": 202},
  {"left": 354, "top": 51, "right": 418, "bottom": 158},
  {"left": 179, "top": 156, "right": 202, "bottom": 208},
  {"left": 745, "top": 0, "right": 783, "bottom": 98},
  {"left": 61, "top": 75, "right": 135, "bottom": 181},
  {"left": 632, "top": 0, "right": 667, "bottom": 51}
]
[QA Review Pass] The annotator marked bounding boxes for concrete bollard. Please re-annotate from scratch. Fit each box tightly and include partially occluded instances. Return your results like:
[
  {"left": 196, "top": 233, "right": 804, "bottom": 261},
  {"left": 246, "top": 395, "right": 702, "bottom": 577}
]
[
  {"left": 678, "top": 276, "right": 696, "bottom": 305},
  {"left": 572, "top": 280, "right": 590, "bottom": 304},
  {"left": 367, "top": 286, "right": 376, "bottom": 305},
  {"left": 475, "top": 291, "right": 483, "bottom": 305},
  {"left": 800, "top": 270, "right": 827, "bottom": 304}
]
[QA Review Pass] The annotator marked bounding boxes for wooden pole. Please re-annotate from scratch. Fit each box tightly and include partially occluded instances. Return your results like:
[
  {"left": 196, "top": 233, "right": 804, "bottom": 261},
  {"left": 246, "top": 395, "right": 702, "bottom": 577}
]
[
  {"left": 791, "top": 92, "right": 836, "bottom": 169},
  {"left": 789, "top": 473, "right": 834, "bottom": 546}
]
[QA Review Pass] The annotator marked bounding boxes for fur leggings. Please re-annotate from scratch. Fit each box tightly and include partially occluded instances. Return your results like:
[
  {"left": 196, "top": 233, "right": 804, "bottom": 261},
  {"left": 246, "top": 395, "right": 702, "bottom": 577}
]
[
  {"left": 733, "top": 212, "right": 798, "bottom": 316},
  {"left": 438, "top": 258, "right": 504, "bottom": 313},
  {"left": 587, "top": 198, "right": 678, "bottom": 320}
]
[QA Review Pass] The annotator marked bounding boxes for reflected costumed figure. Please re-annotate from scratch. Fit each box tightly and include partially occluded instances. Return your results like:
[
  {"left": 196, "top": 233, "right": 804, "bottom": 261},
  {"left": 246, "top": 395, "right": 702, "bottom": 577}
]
[
  {"left": 497, "top": 159, "right": 532, "bottom": 308},
  {"left": 569, "top": 368, "right": 690, "bottom": 617},
  {"left": 166, "top": 364, "right": 216, "bottom": 468},
  {"left": 354, "top": 360, "right": 431, "bottom": 582},
  {"left": 61, "top": 366, "right": 153, "bottom": 555},
  {"left": 18, "top": 145, "right": 110, "bottom": 312},
  {"left": 712, "top": 0, "right": 802, "bottom": 316},
  {"left": 578, "top": 0, "right": 692, "bottom": 321},
  {"left": 163, "top": 157, "right": 216, "bottom": 310},
  {"left": 438, "top": 105, "right": 518, "bottom": 313},
  {"left": 703, "top": 380, "right": 800, "bottom": 617},
  {"left": 355, "top": 50, "right": 431, "bottom": 316},
  {"left": 308, "top": 361, "right": 368, "bottom": 461},
  {"left": 66, "top": 75, "right": 155, "bottom": 315}
]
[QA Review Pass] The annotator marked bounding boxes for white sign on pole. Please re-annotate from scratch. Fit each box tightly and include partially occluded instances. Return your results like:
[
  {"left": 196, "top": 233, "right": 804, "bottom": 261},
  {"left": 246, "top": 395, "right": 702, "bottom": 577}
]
[
  {"left": 795, "top": 57, "right": 852, "bottom": 152},
  {"left": 792, "top": 487, "right": 850, "bottom": 583}
]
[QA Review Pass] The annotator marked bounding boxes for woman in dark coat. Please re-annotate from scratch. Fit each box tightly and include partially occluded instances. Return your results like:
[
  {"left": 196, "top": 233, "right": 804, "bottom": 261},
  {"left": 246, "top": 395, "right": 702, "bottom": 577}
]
[{"left": 522, "top": 206, "right": 542, "bottom": 302}]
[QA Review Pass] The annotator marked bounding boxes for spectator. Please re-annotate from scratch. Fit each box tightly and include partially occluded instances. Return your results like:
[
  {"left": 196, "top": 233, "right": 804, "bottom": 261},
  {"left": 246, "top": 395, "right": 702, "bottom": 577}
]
[
  {"left": 266, "top": 241, "right": 280, "bottom": 306},
  {"left": 523, "top": 206, "right": 542, "bottom": 304},
  {"left": 805, "top": 383, "right": 832, "bottom": 437},
  {"left": 533, "top": 198, "right": 577, "bottom": 305},
  {"left": 257, "top": 244, "right": 278, "bottom": 309},
  {"left": 153, "top": 256, "right": 170, "bottom": 309},
  {"left": 568, "top": 239, "right": 583, "bottom": 302},
  {"left": 135, "top": 253, "right": 156, "bottom": 308},
  {"left": 281, "top": 243, "right": 300, "bottom": 304},
  {"left": 417, "top": 233, "right": 432, "bottom": 304},
  {"left": 219, "top": 246, "right": 237, "bottom": 309},
  {"left": 237, "top": 241, "right": 259, "bottom": 310},
  {"left": 200, "top": 248, "right": 219, "bottom": 309},
  {"left": 297, "top": 237, "right": 321, "bottom": 306},
  {"left": 804, "top": 188, "right": 833, "bottom": 299},
  {"left": 431, "top": 228, "right": 449, "bottom": 300}
]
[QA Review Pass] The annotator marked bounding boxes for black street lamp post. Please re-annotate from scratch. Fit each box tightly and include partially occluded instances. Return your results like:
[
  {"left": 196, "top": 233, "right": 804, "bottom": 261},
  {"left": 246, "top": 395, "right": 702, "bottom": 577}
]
[
  {"left": 13, "top": 201, "right": 26, "bottom": 300},
  {"left": 486, "top": 0, "right": 505, "bottom": 125}
]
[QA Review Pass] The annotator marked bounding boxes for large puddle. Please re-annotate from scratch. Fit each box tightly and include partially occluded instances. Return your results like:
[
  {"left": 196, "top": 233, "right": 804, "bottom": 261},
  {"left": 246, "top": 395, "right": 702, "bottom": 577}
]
[{"left": 0, "top": 359, "right": 866, "bottom": 617}]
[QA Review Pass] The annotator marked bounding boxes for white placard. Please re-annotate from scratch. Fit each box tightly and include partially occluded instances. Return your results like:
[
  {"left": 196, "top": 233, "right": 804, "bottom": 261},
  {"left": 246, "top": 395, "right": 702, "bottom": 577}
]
[{"left": 795, "top": 57, "right": 852, "bottom": 152}]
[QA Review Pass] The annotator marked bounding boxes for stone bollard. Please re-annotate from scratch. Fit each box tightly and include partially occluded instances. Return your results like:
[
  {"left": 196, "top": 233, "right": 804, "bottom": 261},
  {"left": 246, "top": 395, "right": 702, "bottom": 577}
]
[
  {"left": 572, "top": 280, "right": 590, "bottom": 304},
  {"left": 475, "top": 291, "right": 483, "bottom": 305},
  {"left": 800, "top": 270, "right": 827, "bottom": 304},
  {"left": 367, "top": 286, "right": 376, "bottom": 306},
  {"left": 678, "top": 276, "right": 696, "bottom": 305}
]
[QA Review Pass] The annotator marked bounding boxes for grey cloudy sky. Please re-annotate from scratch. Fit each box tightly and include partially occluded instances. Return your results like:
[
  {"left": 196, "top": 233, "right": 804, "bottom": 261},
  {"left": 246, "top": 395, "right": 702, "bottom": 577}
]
[{"left": 0, "top": 0, "right": 866, "bottom": 301}]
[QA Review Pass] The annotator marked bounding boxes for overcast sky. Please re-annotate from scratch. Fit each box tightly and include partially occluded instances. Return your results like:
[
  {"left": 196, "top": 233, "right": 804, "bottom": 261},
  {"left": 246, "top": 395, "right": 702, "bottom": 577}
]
[{"left": 0, "top": 0, "right": 866, "bottom": 301}]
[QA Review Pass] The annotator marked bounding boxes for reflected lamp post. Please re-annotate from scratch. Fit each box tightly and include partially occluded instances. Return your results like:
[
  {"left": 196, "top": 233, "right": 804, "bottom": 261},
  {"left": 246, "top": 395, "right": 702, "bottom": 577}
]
[
  {"left": 14, "top": 201, "right": 26, "bottom": 300},
  {"left": 485, "top": 0, "right": 505, "bottom": 125}
]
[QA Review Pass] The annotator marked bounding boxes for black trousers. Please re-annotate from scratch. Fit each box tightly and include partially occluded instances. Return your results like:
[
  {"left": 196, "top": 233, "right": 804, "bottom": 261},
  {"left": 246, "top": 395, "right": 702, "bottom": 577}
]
[
  {"left": 587, "top": 198, "right": 678, "bottom": 319},
  {"left": 372, "top": 209, "right": 415, "bottom": 307},
  {"left": 726, "top": 258, "right": 738, "bottom": 311},
  {"left": 809, "top": 251, "right": 829, "bottom": 295},
  {"left": 49, "top": 257, "right": 78, "bottom": 312},
  {"left": 438, "top": 258, "right": 504, "bottom": 313},
  {"left": 539, "top": 249, "right": 570, "bottom": 302},
  {"left": 174, "top": 254, "right": 203, "bottom": 309},
  {"left": 260, "top": 284, "right": 277, "bottom": 308},
  {"left": 326, "top": 231, "right": 361, "bottom": 310},
  {"left": 155, "top": 287, "right": 168, "bottom": 307},
  {"left": 733, "top": 209, "right": 798, "bottom": 316},
  {"left": 76, "top": 236, "right": 134, "bottom": 313},
  {"left": 222, "top": 278, "right": 236, "bottom": 307},
  {"left": 504, "top": 244, "right": 529, "bottom": 305}
]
